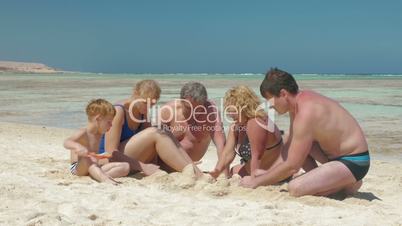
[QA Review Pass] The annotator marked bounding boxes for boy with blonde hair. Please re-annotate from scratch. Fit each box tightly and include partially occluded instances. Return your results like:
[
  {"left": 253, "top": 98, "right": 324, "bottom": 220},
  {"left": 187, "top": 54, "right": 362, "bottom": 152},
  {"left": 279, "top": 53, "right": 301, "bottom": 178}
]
[{"left": 64, "top": 99, "right": 129, "bottom": 185}]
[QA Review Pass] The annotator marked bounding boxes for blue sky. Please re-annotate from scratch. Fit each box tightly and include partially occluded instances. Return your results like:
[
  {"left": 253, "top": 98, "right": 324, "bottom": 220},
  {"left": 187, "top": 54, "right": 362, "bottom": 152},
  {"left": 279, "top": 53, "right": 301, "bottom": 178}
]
[{"left": 0, "top": 0, "right": 401, "bottom": 73}]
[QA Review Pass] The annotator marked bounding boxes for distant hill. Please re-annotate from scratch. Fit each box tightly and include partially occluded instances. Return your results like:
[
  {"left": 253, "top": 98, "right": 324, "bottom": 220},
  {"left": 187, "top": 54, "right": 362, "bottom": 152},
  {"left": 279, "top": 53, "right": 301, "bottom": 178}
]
[{"left": 0, "top": 61, "right": 58, "bottom": 73}]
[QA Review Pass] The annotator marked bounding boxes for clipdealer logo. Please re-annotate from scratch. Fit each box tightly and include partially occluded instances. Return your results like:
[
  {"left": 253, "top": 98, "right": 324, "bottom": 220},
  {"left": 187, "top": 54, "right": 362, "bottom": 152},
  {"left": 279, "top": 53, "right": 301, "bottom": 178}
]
[{"left": 128, "top": 98, "right": 276, "bottom": 132}]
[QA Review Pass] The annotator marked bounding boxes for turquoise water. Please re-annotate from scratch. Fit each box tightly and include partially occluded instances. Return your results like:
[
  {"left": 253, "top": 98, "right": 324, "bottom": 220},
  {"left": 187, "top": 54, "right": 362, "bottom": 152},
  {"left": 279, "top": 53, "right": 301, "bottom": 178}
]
[
  {"left": 1, "top": 72, "right": 402, "bottom": 129},
  {"left": 1, "top": 72, "right": 402, "bottom": 158},
  {"left": 5, "top": 72, "right": 401, "bottom": 80}
]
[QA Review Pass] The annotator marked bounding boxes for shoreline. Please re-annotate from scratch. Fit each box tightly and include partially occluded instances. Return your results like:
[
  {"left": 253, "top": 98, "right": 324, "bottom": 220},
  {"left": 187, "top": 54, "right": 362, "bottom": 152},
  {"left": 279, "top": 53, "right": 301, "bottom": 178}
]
[{"left": 2, "top": 71, "right": 402, "bottom": 77}]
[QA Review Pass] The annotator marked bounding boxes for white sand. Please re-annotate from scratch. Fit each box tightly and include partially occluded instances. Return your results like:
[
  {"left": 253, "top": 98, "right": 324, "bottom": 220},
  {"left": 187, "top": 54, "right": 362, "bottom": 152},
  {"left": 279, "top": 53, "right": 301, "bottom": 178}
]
[{"left": 0, "top": 122, "right": 401, "bottom": 226}]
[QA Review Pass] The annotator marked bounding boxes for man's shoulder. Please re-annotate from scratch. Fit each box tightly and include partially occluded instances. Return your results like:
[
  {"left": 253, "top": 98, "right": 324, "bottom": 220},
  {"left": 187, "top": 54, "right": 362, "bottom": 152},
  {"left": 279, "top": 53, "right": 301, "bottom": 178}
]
[
  {"left": 298, "top": 90, "right": 323, "bottom": 109},
  {"left": 294, "top": 91, "right": 330, "bottom": 128},
  {"left": 300, "top": 90, "right": 334, "bottom": 103},
  {"left": 299, "top": 90, "right": 337, "bottom": 114}
]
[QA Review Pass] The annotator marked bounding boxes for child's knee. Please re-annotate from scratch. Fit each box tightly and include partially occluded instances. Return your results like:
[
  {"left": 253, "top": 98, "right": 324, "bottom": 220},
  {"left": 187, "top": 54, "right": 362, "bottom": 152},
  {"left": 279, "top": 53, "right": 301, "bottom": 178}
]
[
  {"left": 75, "top": 157, "right": 95, "bottom": 176},
  {"left": 75, "top": 163, "right": 89, "bottom": 176}
]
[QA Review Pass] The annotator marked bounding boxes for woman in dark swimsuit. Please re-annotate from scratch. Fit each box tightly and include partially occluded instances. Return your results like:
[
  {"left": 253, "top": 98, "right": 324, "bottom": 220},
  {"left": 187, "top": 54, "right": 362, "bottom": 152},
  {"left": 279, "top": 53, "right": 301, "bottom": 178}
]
[
  {"left": 210, "top": 86, "right": 284, "bottom": 178},
  {"left": 103, "top": 80, "right": 202, "bottom": 177}
]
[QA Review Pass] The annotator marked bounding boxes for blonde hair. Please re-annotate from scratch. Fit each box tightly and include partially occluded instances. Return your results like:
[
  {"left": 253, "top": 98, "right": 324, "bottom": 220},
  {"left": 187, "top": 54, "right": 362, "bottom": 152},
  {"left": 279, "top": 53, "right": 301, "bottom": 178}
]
[
  {"left": 133, "top": 79, "right": 161, "bottom": 100},
  {"left": 86, "top": 99, "right": 116, "bottom": 119},
  {"left": 224, "top": 85, "right": 266, "bottom": 119}
]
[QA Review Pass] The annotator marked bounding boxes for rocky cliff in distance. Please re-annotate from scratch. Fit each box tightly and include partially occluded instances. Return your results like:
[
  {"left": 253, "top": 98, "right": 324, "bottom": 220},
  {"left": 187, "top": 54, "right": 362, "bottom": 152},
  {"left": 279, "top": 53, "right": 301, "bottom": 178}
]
[{"left": 0, "top": 61, "right": 58, "bottom": 73}]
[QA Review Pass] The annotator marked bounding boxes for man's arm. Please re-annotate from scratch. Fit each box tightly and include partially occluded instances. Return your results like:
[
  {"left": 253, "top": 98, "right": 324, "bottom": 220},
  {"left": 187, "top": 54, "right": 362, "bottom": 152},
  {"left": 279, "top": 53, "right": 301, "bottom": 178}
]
[{"left": 241, "top": 111, "right": 313, "bottom": 188}]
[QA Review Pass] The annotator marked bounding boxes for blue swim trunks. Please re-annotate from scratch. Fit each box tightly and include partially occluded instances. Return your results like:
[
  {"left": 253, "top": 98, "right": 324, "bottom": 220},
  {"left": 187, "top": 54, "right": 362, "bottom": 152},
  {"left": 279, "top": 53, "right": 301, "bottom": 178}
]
[{"left": 331, "top": 151, "right": 370, "bottom": 181}]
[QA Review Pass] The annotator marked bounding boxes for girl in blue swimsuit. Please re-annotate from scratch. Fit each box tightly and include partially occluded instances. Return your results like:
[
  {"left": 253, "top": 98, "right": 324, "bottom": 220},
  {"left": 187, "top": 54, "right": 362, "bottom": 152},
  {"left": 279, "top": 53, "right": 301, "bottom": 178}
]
[{"left": 102, "top": 80, "right": 202, "bottom": 176}]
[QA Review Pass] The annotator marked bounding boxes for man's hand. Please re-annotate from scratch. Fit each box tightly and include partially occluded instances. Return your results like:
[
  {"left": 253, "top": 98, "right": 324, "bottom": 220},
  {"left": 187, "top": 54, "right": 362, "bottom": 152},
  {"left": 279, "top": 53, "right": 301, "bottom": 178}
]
[{"left": 240, "top": 176, "right": 258, "bottom": 189}]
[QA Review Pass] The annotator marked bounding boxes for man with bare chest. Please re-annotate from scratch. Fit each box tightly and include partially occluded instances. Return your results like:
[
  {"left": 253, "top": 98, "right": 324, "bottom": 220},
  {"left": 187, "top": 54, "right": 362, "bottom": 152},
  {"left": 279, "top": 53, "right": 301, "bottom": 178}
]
[
  {"left": 241, "top": 68, "right": 370, "bottom": 197},
  {"left": 159, "top": 82, "right": 226, "bottom": 169}
]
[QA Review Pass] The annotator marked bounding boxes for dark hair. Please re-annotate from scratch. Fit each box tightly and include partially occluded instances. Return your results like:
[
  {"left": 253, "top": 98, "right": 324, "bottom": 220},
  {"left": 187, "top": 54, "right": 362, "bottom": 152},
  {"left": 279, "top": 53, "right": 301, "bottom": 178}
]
[{"left": 260, "top": 68, "right": 299, "bottom": 97}]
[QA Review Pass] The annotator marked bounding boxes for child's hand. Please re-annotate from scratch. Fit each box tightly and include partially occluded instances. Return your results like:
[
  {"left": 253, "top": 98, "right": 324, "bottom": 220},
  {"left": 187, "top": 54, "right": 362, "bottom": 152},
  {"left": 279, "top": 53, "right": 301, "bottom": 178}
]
[{"left": 88, "top": 155, "right": 98, "bottom": 163}]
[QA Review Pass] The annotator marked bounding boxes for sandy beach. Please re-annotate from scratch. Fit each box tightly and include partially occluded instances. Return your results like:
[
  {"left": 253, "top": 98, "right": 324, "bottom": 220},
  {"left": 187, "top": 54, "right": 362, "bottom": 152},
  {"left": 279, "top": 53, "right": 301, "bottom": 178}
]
[
  {"left": 0, "top": 121, "right": 401, "bottom": 226},
  {"left": 1, "top": 73, "right": 402, "bottom": 225}
]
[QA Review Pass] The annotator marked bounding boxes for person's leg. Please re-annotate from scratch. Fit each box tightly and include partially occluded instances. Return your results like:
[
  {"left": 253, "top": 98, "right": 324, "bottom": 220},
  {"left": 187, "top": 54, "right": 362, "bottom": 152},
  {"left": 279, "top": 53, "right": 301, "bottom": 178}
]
[
  {"left": 110, "top": 151, "right": 160, "bottom": 176},
  {"left": 101, "top": 162, "right": 130, "bottom": 178},
  {"left": 123, "top": 127, "right": 159, "bottom": 162},
  {"left": 314, "top": 180, "right": 362, "bottom": 196},
  {"left": 343, "top": 180, "right": 363, "bottom": 195},
  {"left": 75, "top": 157, "right": 118, "bottom": 184},
  {"left": 287, "top": 161, "right": 359, "bottom": 197},
  {"left": 74, "top": 157, "right": 92, "bottom": 176},
  {"left": 124, "top": 127, "right": 201, "bottom": 175},
  {"left": 87, "top": 163, "right": 118, "bottom": 185}
]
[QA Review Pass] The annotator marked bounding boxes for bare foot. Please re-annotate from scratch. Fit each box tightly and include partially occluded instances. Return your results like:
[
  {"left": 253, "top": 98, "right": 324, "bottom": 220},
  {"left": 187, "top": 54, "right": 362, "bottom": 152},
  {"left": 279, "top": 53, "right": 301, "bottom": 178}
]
[{"left": 142, "top": 163, "right": 161, "bottom": 176}]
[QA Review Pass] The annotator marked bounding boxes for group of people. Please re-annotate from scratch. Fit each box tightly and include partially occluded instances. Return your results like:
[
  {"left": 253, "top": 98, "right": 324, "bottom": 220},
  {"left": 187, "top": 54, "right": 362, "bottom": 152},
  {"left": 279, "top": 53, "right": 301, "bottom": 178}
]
[{"left": 64, "top": 68, "right": 370, "bottom": 197}]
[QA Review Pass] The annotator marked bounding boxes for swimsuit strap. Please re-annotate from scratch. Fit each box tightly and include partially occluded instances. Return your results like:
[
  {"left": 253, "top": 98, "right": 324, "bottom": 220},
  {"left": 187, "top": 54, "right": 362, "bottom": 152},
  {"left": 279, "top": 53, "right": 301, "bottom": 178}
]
[
  {"left": 114, "top": 104, "right": 128, "bottom": 122},
  {"left": 266, "top": 137, "right": 283, "bottom": 151},
  {"left": 114, "top": 104, "right": 145, "bottom": 128}
]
